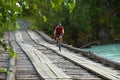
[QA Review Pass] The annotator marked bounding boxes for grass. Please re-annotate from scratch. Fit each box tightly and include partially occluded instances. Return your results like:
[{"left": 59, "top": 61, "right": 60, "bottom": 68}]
[
  {"left": 18, "top": 16, "right": 36, "bottom": 25},
  {"left": 18, "top": 16, "right": 39, "bottom": 30}
]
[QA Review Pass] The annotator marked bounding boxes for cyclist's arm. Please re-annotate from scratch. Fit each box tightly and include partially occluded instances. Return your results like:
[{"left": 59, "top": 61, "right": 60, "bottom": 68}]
[
  {"left": 54, "top": 29, "right": 56, "bottom": 37},
  {"left": 62, "top": 27, "right": 64, "bottom": 35}
]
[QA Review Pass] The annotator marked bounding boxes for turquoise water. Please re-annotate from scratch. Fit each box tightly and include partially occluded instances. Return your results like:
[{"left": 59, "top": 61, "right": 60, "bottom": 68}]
[{"left": 84, "top": 44, "right": 120, "bottom": 63}]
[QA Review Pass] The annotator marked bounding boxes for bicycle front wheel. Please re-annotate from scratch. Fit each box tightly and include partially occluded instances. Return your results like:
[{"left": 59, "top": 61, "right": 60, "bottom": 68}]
[{"left": 58, "top": 40, "right": 61, "bottom": 51}]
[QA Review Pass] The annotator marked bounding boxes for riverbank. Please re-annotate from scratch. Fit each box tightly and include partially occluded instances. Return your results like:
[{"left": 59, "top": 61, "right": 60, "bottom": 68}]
[{"left": 80, "top": 38, "right": 120, "bottom": 48}]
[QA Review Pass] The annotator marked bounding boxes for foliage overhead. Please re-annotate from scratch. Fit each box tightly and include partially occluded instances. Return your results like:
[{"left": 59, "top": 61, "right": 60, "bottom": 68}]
[
  {"left": 0, "top": 0, "right": 120, "bottom": 47},
  {"left": 28, "top": 0, "right": 120, "bottom": 47}
]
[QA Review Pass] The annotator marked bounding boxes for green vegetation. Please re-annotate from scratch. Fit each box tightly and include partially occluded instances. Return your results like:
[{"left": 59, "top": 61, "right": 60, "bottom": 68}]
[
  {"left": 0, "top": 0, "right": 24, "bottom": 75},
  {"left": 19, "top": 16, "right": 38, "bottom": 30},
  {"left": 0, "top": 0, "right": 120, "bottom": 47},
  {"left": 0, "top": 0, "right": 119, "bottom": 75},
  {"left": 24, "top": 0, "right": 119, "bottom": 47},
  {"left": 0, "top": 38, "right": 17, "bottom": 74},
  {"left": 44, "top": 0, "right": 120, "bottom": 47}
]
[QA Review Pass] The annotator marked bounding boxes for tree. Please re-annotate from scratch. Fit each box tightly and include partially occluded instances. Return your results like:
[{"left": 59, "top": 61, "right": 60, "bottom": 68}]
[{"left": 0, "top": 0, "right": 21, "bottom": 36}]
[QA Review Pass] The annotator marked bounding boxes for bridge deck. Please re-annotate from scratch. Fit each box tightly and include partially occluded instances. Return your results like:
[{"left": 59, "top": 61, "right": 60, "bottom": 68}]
[
  {"left": 0, "top": 30, "right": 120, "bottom": 80},
  {"left": 15, "top": 31, "right": 71, "bottom": 80},
  {"left": 28, "top": 30, "right": 120, "bottom": 80}
]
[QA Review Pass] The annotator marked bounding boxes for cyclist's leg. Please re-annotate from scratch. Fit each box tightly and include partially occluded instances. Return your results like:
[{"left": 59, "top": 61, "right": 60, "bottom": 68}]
[
  {"left": 55, "top": 34, "right": 62, "bottom": 46},
  {"left": 56, "top": 37, "right": 58, "bottom": 44},
  {"left": 59, "top": 35, "right": 63, "bottom": 42}
]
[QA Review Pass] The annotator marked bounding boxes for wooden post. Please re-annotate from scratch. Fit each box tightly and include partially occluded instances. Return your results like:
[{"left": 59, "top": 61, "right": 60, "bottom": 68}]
[
  {"left": 6, "top": 58, "right": 16, "bottom": 80},
  {"left": 6, "top": 31, "right": 16, "bottom": 80}
]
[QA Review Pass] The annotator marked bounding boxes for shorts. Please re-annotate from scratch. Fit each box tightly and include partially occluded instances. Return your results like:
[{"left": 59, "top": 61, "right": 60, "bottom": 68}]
[{"left": 56, "top": 34, "right": 62, "bottom": 38}]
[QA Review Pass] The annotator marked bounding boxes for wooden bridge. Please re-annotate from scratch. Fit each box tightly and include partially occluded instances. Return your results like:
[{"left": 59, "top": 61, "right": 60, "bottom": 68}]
[
  {"left": 0, "top": 29, "right": 120, "bottom": 80},
  {"left": 0, "top": 20, "right": 120, "bottom": 80}
]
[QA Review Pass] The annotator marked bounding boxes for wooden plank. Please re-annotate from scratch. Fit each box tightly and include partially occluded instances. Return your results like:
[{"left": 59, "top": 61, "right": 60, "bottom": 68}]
[
  {"left": 20, "top": 43, "right": 56, "bottom": 79},
  {"left": 15, "top": 31, "right": 71, "bottom": 80},
  {"left": 50, "top": 46, "right": 120, "bottom": 79},
  {"left": 7, "top": 32, "right": 16, "bottom": 80},
  {"left": 21, "top": 43, "right": 71, "bottom": 79},
  {"left": 45, "top": 43, "right": 120, "bottom": 80},
  {"left": 15, "top": 31, "right": 25, "bottom": 43},
  {"left": 15, "top": 31, "right": 55, "bottom": 79},
  {"left": 6, "top": 58, "right": 16, "bottom": 79},
  {"left": 0, "top": 73, "right": 6, "bottom": 80},
  {"left": 46, "top": 63, "right": 71, "bottom": 78},
  {"left": 16, "top": 75, "right": 40, "bottom": 80},
  {"left": 28, "top": 31, "right": 120, "bottom": 80}
]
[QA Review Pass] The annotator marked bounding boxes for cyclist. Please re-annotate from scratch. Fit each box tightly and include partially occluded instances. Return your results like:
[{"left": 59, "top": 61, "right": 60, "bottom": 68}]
[{"left": 54, "top": 23, "right": 64, "bottom": 45}]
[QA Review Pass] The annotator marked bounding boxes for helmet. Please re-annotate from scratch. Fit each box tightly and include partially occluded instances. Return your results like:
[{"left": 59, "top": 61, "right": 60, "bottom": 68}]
[{"left": 58, "top": 23, "right": 62, "bottom": 26}]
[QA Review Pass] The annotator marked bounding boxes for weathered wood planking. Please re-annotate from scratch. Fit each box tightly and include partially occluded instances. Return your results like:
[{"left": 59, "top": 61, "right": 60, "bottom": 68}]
[
  {"left": 16, "top": 75, "right": 40, "bottom": 80},
  {"left": 28, "top": 30, "right": 120, "bottom": 80},
  {"left": 15, "top": 31, "right": 72, "bottom": 80},
  {"left": 9, "top": 32, "right": 40, "bottom": 80},
  {"left": 6, "top": 32, "right": 16, "bottom": 80}
]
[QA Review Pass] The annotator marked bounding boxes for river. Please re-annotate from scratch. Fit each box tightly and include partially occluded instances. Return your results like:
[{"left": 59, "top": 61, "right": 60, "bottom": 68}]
[{"left": 84, "top": 44, "right": 120, "bottom": 63}]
